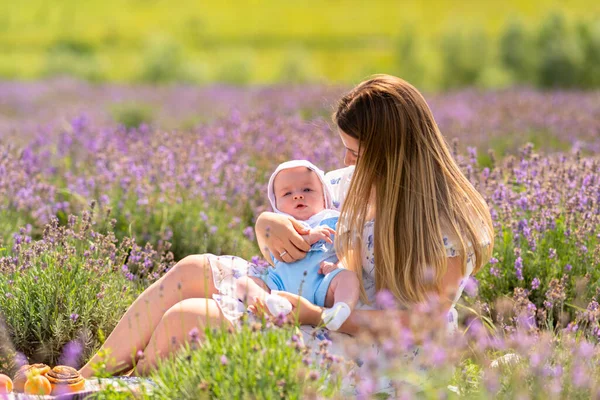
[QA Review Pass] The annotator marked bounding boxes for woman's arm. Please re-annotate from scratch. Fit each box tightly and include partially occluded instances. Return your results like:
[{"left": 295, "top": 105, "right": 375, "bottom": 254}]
[
  {"left": 339, "top": 257, "right": 462, "bottom": 336},
  {"left": 337, "top": 309, "right": 410, "bottom": 336},
  {"left": 255, "top": 212, "right": 312, "bottom": 266},
  {"left": 270, "top": 292, "right": 408, "bottom": 336}
]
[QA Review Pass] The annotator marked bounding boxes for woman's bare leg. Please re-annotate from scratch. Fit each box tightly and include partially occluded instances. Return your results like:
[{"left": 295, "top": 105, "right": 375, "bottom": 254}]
[
  {"left": 79, "top": 254, "right": 217, "bottom": 377},
  {"left": 132, "top": 298, "right": 230, "bottom": 376}
]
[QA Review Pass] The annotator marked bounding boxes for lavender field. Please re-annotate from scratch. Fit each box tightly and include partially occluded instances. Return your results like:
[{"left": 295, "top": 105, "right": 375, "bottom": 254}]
[{"left": 1, "top": 80, "right": 600, "bottom": 398}]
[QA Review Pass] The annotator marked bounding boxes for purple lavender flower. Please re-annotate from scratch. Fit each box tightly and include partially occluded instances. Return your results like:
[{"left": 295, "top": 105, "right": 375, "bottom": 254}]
[
  {"left": 564, "top": 264, "right": 572, "bottom": 272},
  {"left": 243, "top": 226, "right": 255, "bottom": 241},
  {"left": 572, "top": 365, "right": 589, "bottom": 388},
  {"left": 58, "top": 340, "right": 83, "bottom": 368},
  {"left": 531, "top": 278, "right": 540, "bottom": 290},
  {"left": 357, "top": 377, "right": 376, "bottom": 397},
  {"left": 189, "top": 327, "right": 200, "bottom": 341},
  {"left": 464, "top": 277, "right": 478, "bottom": 297},
  {"left": 375, "top": 289, "right": 397, "bottom": 309},
  {"left": 514, "top": 257, "right": 524, "bottom": 281}
]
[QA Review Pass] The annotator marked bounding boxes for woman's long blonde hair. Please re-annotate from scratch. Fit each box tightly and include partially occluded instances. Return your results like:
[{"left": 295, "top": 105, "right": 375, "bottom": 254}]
[{"left": 333, "top": 75, "right": 494, "bottom": 305}]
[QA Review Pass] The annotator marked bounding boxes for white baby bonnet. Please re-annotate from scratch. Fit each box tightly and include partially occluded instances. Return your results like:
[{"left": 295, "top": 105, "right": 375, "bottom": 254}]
[{"left": 267, "top": 160, "right": 334, "bottom": 216}]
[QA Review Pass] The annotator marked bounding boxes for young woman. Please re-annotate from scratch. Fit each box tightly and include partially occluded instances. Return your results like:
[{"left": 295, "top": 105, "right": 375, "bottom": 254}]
[{"left": 79, "top": 74, "right": 493, "bottom": 378}]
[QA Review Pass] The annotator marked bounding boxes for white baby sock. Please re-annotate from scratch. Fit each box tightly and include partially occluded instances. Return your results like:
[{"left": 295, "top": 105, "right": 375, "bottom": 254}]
[
  {"left": 321, "top": 302, "right": 351, "bottom": 331},
  {"left": 265, "top": 293, "right": 293, "bottom": 316}
]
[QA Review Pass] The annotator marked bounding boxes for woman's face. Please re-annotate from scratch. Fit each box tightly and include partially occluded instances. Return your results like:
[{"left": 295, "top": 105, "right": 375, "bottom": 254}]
[{"left": 338, "top": 130, "right": 361, "bottom": 166}]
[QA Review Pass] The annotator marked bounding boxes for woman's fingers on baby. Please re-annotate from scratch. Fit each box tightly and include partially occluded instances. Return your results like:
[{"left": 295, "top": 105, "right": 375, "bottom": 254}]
[
  {"left": 289, "top": 218, "right": 310, "bottom": 235},
  {"left": 273, "top": 249, "right": 285, "bottom": 262},
  {"left": 291, "top": 233, "right": 311, "bottom": 252},
  {"left": 268, "top": 236, "right": 285, "bottom": 261},
  {"left": 286, "top": 240, "right": 308, "bottom": 261}
]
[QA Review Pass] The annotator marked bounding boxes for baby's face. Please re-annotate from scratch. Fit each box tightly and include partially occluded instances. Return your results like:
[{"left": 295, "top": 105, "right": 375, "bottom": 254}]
[{"left": 273, "top": 167, "right": 325, "bottom": 220}]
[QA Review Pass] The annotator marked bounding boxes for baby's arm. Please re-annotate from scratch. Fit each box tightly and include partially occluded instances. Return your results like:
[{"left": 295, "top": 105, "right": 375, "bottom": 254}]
[{"left": 301, "top": 225, "right": 335, "bottom": 246}]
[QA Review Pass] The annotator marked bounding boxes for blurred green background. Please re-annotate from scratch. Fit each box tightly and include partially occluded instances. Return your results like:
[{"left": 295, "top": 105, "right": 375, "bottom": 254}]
[{"left": 1, "top": 0, "right": 599, "bottom": 89}]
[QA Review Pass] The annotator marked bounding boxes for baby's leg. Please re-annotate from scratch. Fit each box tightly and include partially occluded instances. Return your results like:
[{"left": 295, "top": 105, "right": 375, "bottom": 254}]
[
  {"left": 321, "top": 270, "right": 360, "bottom": 331},
  {"left": 236, "top": 276, "right": 270, "bottom": 306},
  {"left": 324, "top": 269, "right": 360, "bottom": 310}
]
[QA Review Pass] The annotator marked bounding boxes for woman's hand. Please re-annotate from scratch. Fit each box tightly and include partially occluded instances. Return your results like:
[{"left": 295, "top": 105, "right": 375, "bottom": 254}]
[
  {"left": 271, "top": 291, "right": 323, "bottom": 326},
  {"left": 255, "top": 212, "right": 311, "bottom": 264}
]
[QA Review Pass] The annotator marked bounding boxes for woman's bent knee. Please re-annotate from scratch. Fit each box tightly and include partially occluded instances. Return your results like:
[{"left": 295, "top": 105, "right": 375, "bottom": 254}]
[
  {"left": 172, "top": 254, "right": 211, "bottom": 277},
  {"left": 167, "top": 254, "right": 216, "bottom": 296},
  {"left": 163, "top": 298, "right": 226, "bottom": 328}
]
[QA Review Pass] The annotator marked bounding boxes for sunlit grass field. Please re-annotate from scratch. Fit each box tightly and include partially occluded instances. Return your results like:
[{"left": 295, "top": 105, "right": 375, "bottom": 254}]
[{"left": 1, "top": 0, "right": 597, "bottom": 85}]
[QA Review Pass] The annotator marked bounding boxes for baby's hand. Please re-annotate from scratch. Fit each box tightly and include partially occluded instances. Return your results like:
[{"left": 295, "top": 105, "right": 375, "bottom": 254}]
[
  {"left": 319, "top": 260, "right": 339, "bottom": 275},
  {"left": 305, "top": 226, "right": 335, "bottom": 245}
]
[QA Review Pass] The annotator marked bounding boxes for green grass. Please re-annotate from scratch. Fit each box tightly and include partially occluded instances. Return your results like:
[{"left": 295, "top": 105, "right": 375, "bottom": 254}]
[
  {"left": 0, "top": 0, "right": 597, "bottom": 85},
  {"left": 478, "top": 130, "right": 573, "bottom": 168}
]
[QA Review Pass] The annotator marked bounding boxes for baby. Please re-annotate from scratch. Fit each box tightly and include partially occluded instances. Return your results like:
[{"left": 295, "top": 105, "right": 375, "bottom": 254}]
[{"left": 236, "top": 160, "right": 359, "bottom": 331}]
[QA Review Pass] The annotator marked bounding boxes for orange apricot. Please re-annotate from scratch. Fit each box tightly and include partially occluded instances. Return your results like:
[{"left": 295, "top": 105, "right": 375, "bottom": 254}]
[
  {"left": 24, "top": 374, "right": 52, "bottom": 396},
  {"left": 0, "top": 374, "right": 13, "bottom": 394}
]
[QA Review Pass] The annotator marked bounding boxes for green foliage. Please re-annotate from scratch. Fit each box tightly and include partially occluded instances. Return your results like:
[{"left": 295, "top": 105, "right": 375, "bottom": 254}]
[
  {"left": 477, "top": 217, "right": 599, "bottom": 324},
  {"left": 439, "top": 29, "right": 489, "bottom": 89},
  {"left": 215, "top": 51, "right": 254, "bottom": 85},
  {"left": 499, "top": 19, "right": 537, "bottom": 83},
  {"left": 1, "top": 1, "right": 598, "bottom": 88},
  {"left": 478, "top": 130, "right": 572, "bottom": 168},
  {"left": 278, "top": 47, "right": 320, "bottom": 84},
  {"left": 43, "top": 39, "right": 105, "bottom": 82},
  {"left": 138, "top": 35, "right": 208, "bottom": 84},
  {"left": 576, "top": 20, "right": 600, "bottom": 87},
  {"left": 536, "top": 13, "right": 586, "bottom": 88},
  {"left": 147, "top": 322, "right": 340, "bottom": 399},
  {"left": 394, "top": 28, "right": 426, "bottom": 89},
  {"left": 98, "top": 186, "right": 258, "bottom": 262},
  {"left": 110, "top": 103, "right": 154, "bottom": 129},
  {"left": 0, "top": 210, "right": 30, "bottom": 251},
  {"left": 0, "top": 212, "right": 154, "bottom": 375}
]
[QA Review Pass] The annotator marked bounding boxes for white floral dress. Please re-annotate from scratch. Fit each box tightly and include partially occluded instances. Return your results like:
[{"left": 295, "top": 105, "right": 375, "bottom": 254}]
[{"left": 326, "top": 166, "right": 475, "bottom": 328}]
